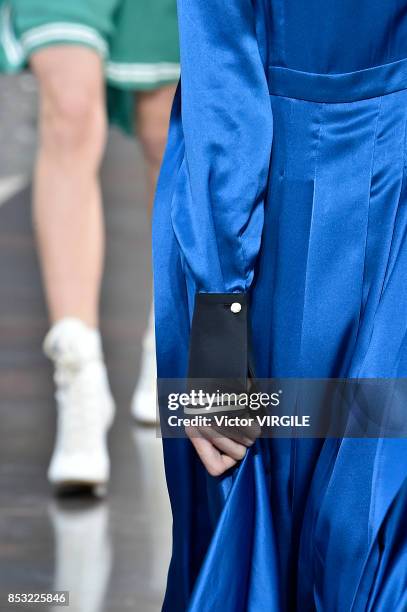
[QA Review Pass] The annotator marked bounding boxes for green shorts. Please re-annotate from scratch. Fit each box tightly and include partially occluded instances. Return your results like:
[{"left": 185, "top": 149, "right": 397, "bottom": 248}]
[
  {"left": 0, "top": 0, "right": 179, "bottom": 132},
  {"left": 0, "top": 0, "right": 179, "bottom": 85}
]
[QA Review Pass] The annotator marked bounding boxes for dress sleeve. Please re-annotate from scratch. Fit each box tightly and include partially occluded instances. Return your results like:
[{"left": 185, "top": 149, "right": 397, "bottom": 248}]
[{"left": 171, "top": 0, "right": 273, "bottom": 380}]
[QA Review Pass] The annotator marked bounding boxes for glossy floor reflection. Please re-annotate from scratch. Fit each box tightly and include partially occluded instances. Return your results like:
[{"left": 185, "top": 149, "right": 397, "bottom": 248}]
[
  {"left": 0, "top": 421, "right": 171, "bottom": 612},
  {"left": 49, "top": 498, "right": 112, "bottom": 612},
  {"left": 0, "top": 74, "right": 172, "bottom": 612},
  {"left": 47, "top": 428, "right": 171, "bottom": 612}
]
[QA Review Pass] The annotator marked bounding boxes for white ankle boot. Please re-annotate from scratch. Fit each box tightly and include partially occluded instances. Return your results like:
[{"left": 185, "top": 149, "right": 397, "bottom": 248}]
[
  {"left": 131, "top": 306, "right": 158, "bottom": 424},
  {"left": 44, "top": 318, "right": 115, "bottom": 493}
]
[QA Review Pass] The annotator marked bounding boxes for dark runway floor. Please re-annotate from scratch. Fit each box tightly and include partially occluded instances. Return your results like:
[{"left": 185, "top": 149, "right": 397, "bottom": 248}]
[{"left": 0, "top": 75, "right": 171, "bottom": 612}]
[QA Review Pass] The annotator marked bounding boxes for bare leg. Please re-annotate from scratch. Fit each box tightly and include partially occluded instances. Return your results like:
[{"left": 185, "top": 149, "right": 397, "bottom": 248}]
[
  {"left": 131, "top": 84, "right": 176, "bottom": 424},
  {"left": 29, "top": 47, "right": 114, "bottom": 492},
  {"left": 135, "top": 84, "right": 176, "bottom": 214},
  {"left": 31, "top": 46, "right": 107, "bottom": 327}
]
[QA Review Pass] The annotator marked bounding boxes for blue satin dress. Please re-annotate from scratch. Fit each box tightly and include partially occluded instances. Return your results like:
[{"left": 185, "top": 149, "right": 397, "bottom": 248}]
[{"left": 153, "top": 1, "right": 407, "bottom": 609}]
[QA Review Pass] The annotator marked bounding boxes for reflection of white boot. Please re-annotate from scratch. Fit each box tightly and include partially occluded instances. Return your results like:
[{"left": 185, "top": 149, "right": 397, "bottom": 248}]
[
  {"left": 131, "top": 428, "right": 172, "bottom": 589},
  {"left": 49, "top": 501, "right": 112, "bottom": 612},
  {"left": 131, "top": 305, "right": 158, "bottom": 425},
  {"left": 44, "top": 319, "right": 115, "bottom": 493}
]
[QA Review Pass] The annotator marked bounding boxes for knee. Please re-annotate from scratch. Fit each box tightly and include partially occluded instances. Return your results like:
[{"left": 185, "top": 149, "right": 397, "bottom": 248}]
[{"left": 39, "top": 78, "right": 106, "bottom": 157}]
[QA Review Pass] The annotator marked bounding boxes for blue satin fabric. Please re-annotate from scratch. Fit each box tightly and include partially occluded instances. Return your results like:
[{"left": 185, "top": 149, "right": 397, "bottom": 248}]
[{"left": 153, "top": 1, "right": 407, "bottom": 609}]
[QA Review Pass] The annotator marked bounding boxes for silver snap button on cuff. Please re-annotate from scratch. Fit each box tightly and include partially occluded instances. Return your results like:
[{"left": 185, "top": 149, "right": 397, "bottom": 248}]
[{"left": 230, "top": 302, "right": 242, "bottom": 314}]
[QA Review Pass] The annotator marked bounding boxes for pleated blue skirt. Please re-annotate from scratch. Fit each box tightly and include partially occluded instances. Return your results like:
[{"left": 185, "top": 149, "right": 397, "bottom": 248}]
[{"left": 153, "top": 62, "right": 407, "bottom": 610}]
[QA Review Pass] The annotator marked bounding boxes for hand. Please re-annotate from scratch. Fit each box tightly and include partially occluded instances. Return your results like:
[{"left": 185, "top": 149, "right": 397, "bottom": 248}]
[{"left": 185, "top": 416, "right": 260, "bottom": 476}]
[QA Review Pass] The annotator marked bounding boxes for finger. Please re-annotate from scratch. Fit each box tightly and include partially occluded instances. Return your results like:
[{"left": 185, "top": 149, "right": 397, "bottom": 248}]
[
  {"left": 212, "top": 424, "right": 260, "bottom": 446},
  {"left": 210, "top": 417, "right": 261, "bottom": 446},
  {"left": 197, "top": 425, "right": 248, "bottom": 461},
  {"left": 186, "top": 426, "right": 238, "bottom": 476}
]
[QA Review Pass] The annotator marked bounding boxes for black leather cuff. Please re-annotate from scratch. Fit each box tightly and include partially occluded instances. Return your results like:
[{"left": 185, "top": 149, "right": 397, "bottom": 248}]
[{"left": 187, "top": 293, "right": 253, "bottom": 385}]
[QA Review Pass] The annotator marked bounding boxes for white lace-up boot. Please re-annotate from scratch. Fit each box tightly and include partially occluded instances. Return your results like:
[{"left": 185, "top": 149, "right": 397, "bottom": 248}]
[
  {"left": 131, "top": 305, "right": 158, "bottom": 424},
  {"left": 44, "top": 318, "right": 115, "bottom": 493}
]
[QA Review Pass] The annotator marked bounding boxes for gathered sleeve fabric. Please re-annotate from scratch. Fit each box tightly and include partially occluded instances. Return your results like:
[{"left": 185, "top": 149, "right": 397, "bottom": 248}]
[
  {"left": 169, "top": 0, "right": 273, "bottom": 381},
  {"left": 172, "top": 0, "right": 273, "bottom": 295}
]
